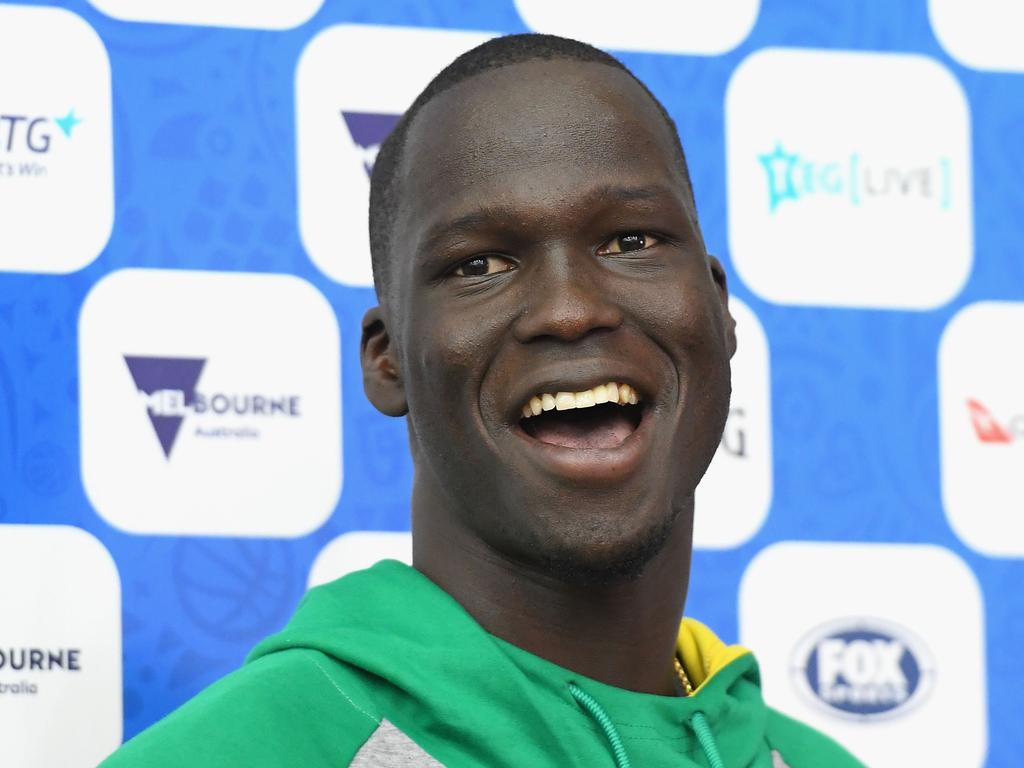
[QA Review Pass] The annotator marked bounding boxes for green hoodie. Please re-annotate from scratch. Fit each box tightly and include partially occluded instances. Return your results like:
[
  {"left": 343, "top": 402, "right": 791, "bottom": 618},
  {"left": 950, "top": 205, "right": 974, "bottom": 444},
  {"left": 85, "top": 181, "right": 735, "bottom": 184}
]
[{"left": 100, "top": 560, "right": 865, "bottom": 767}]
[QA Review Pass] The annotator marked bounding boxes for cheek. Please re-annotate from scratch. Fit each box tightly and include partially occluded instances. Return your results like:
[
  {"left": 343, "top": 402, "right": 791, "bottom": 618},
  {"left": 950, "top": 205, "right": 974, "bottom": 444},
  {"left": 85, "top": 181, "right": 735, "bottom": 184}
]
[
  {"left": 403, "top": 303, "right": 508, "bottom": 413},
  {"left": 642, "top": 278, "right": 727, "bottom": 359}
]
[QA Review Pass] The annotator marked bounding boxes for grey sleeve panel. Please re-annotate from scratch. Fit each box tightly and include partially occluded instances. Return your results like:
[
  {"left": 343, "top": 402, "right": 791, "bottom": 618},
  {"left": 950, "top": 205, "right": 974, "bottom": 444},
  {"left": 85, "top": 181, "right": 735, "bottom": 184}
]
[{"left": 350, "top": 719, "right": 446, "bottom": 767}]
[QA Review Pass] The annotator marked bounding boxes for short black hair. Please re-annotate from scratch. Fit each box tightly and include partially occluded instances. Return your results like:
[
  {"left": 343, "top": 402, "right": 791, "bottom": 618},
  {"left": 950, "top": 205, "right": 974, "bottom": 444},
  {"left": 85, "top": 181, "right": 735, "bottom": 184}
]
[{"left": 368, "top": 33, "right": 695, "bottom": 297}]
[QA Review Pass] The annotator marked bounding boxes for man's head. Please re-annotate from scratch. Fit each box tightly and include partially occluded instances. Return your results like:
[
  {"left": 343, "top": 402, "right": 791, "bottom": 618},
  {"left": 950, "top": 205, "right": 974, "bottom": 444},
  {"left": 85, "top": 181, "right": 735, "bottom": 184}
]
[
  {"left": 368, "top": 34, "right": 696, "bottom": 297},
  {"left": 361, "top": 34, "right": 735, "bottom": 583}
]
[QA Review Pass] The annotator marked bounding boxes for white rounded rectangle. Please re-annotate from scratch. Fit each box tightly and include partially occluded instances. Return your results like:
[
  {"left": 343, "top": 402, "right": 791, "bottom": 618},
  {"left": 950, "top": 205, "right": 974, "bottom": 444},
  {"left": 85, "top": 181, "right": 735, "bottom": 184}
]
[
  {"left": 308, "top": 530, "right": 412, "bottom": 588},
  {"left": 0, "top": 5, "right": 113, "bottom": 274},
  {"left": 929, "top": 0, "right": 1024, "bottom": 73},
  {"left": 514, "top": 0, "right": 759, "bottom": 55},
  {"left": 939, "top": 301, "right": 1024, "bottom": 556},
  {"left": 726, "top": 48, "right": 973, "bottom": 309},
  {"left": 86, "top": 0, "right": 324, "bottom": 30},
  {"left": 740, "top": 542, "right": 986, "bottom": 767},
  {"left": 0, "top": 524, "right": 122, "bottom": 767},
  {"left": 79, "top": 269, "right": 342, "bottom": 537},
  {"left": 694, "top": 298, "right": 773, "bottom": 548},
  {"left": 296, "top": 25, "right": 494, "bottom": 287}
]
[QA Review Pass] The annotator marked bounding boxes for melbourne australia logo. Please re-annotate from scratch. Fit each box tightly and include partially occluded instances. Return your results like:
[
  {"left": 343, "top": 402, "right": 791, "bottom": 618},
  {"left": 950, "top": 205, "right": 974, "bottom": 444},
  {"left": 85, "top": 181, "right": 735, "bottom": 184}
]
[
  {"left": 759, "top": 142, "right": 952, "bottom": 214},
  {"left": 966, "top": 399, "right": 1022, "bottom": 444},
  {"left": 792, "top": 618, "right": 934, "bottom": 720},
  {"left": 0, "top": 646, "right": 82, "bottom": 696},
  {"left": 340, "top": 111, "right": 400, "bottom": 176},
  {"left": 0, "top": 109, "right": 82, "bottom": 178},
  {"left": 123, "top": 355, "right": 301, "bottom": 459}
]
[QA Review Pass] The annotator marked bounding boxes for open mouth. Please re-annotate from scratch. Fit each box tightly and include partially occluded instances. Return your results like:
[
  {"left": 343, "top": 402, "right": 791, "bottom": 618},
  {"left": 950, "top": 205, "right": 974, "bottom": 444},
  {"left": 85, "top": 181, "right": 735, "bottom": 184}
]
[{"left": 518, "top": 382, "right": 644, "bottom": 451}]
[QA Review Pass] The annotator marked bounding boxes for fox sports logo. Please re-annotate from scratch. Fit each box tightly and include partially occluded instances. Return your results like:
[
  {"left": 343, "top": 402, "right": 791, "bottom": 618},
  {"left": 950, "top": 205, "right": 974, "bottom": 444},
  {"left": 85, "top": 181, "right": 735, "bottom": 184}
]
[{"left": 792, "top": 618, "right": 935, "bottom": 720}]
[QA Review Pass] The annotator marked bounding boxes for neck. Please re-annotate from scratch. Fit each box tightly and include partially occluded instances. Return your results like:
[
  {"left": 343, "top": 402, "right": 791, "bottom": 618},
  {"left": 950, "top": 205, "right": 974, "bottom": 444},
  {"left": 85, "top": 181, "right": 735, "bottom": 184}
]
[{"left": 412, "top": 486, "right": 693, "bottom": 696}]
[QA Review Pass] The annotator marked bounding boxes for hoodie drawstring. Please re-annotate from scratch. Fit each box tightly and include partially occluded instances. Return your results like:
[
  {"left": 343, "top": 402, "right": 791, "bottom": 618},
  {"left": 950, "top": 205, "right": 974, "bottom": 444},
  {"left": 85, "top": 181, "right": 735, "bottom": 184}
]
[
  {"left": 689, "top": 711, "right": 726, "bottom": 768},
  {"left": 569, "top": 683, "right": 726, "bottom": 768},
  {"left": 569, "top": 683, "right": 632, "bottom": 768}
]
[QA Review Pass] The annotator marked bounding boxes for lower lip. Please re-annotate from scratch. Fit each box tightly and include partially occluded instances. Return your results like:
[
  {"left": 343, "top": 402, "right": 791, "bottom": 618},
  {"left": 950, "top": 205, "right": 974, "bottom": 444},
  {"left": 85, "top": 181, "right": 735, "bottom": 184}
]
[{"left": 511, "top": 407, "right": 654, "bottom": 485}]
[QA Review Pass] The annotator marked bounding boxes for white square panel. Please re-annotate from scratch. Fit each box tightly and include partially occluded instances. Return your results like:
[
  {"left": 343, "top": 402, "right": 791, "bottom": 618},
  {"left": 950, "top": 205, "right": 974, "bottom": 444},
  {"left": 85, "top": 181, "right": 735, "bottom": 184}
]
[
  {"left": 930, "top": 0, "right": 1024, "bottom": 73},
  {"left": 726, "top": 48, "right": 972, "bottom": 309},
  {"left": 694, "top": 298, "right": 773, "bottom": 548},
  {"left": 308, "top": 531, "right": 412, "bottom": 588},
  {"left": 86, "top": 0, "right": 324, "bottom": 30},
  {"left": 939, "top": 301, "right": 1024, "bottom": 556},
  {"left": 296, "top": 25, "right": 494, "bottom": 287},
  {"left": 0, "top": 525, "right": 121, "bottom": 767},
  {"left": 740, "top": 542, "right": 986, "bottom": 767},
  {"left": 0, "top": 5, "right": 112, "bottom": 274},
  {"left": 79, "top": 269, "right": 342, "bottom": 537},
  {"left": 514, "top": 0, "right": 759, "bottom": 55}
]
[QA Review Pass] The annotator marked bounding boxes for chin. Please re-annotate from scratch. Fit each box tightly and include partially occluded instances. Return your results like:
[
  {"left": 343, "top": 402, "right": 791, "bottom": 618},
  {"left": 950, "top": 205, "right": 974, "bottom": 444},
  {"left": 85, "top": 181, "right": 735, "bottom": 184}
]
[{"left": 522, "top": 503, "right": 683, "bottom": 586}]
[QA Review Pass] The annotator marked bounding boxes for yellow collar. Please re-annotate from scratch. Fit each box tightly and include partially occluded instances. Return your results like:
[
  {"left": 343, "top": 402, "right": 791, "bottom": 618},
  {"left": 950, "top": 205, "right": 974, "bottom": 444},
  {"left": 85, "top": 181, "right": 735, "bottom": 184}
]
[{"left": 676, "top": 618, "right": 751, "bottom": 694}]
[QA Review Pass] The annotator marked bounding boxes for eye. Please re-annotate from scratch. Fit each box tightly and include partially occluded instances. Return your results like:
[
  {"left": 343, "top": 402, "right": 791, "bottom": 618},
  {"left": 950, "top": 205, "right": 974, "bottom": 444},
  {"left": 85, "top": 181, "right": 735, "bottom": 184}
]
[
  {"left": 598, "top": 232, "right": 661, "bottom": 255},
  {"left": 452, "top": 255, "right": 515, "bottom": 277}
]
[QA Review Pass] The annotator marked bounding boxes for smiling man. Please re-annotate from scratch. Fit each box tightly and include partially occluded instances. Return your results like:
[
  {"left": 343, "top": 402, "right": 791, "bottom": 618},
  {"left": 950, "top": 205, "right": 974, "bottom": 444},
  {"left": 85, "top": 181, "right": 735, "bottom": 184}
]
[{"left": 101, "top": 34, "right": 864, "bottom": 768}]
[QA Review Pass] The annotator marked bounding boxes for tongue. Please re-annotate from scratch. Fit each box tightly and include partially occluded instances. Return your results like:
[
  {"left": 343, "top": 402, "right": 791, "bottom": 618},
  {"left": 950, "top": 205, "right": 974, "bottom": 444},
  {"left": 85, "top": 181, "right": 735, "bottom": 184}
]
[{"left": 529, "top": 407, "right": 637, "bottom": 450}]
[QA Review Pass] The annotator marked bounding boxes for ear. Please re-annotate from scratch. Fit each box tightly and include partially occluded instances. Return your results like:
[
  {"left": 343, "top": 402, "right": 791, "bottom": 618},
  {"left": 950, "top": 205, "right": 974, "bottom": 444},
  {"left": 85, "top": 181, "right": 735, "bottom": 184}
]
[
  {"left": 360, "top": 306, "right": 408, "bottom": 417},
  {"left": 708, "top": 255, "right": 737, "bottom": 359}
]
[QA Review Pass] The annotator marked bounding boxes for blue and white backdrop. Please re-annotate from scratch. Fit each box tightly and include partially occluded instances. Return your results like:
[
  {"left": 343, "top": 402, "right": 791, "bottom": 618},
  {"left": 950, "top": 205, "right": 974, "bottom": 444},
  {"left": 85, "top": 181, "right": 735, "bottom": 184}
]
[{"left": 1, "top": 1, "right": 1022, "bottom": 765}]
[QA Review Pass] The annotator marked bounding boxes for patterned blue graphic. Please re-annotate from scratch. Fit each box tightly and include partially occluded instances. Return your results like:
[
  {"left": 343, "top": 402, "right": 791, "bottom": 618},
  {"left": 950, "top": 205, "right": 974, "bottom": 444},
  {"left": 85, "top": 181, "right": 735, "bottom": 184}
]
[{"left": 0, "top": 0, "right": 1022, "bottom": 765}]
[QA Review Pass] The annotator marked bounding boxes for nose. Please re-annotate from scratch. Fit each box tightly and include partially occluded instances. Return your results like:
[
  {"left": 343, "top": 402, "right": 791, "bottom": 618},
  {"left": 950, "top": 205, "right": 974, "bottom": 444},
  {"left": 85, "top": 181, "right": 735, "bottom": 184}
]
[{"left": 512, "top": 250, "right": 623, "bottom": 343}]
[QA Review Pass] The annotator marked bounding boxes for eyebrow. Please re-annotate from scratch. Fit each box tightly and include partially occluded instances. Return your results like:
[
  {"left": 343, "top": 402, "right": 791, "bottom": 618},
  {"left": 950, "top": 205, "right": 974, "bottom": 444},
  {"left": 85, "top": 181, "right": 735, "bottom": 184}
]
[
  {"left": 417, "top": 208, "right": 508, "bottom": 256},
  {"left": 417, "top": 182, "right": 683, "bottom": 255},
  {"left": 589, "top": 183, "right": 679, "bottom": 204}
]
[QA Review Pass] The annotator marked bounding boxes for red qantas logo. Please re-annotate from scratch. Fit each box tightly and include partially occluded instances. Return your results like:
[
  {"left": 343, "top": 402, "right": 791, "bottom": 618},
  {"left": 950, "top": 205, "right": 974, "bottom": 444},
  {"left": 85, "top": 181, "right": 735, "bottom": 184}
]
[{"left": 966, "top": 399, "right": 1014, "bottom": 444}]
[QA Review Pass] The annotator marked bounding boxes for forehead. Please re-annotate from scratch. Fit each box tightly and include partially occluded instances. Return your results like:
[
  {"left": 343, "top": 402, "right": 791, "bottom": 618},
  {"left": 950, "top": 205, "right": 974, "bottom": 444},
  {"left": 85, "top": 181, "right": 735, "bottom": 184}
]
[{"left": 395, "top": 59, "right": 688, "bottom": 245}]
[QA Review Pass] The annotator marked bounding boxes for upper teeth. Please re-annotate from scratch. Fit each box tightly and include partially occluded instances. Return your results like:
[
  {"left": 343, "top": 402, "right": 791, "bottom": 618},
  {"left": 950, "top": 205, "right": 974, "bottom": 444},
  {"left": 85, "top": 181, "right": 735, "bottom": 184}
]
[{"left": 521, "top": 381, "right": 640, "bottom": 419}]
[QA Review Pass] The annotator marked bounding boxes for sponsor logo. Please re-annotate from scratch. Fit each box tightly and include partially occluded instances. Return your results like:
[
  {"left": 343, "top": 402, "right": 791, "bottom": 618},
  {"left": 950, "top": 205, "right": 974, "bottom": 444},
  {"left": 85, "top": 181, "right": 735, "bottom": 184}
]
[
  {"left": 940, "top": 303, "right": 1024, "bottom": 555},
  {"left": 966, "top": 398, "right": 1021, "bottom": 444},
  {"left": 792, "top": 618, "right": 934, "bottom": 720},
  {"left": 123, "top": 355, "right": 301, "bottom": 458},
  {"left": 759, "top": 142, "right": 951, "bottom": 214},
  {"left": 0, "top": 647, "right": 81, "bottom": 671},
  {"left": 0, "top": 525, "right": 121, "bottom": 763},
  {"left": 0, "top": 647, "right": 82, "bottom": 696},
  {"left": 726, "top": 49, "right": 971, "bottom": 309},
  {"left": 0, "top": 109, "right": 83, "bottom": 178},
  {"left": 0, "top": 5, "right": 113, "bottom": 274},
  {"left": 80, "top": 269, "right": 341, "bottom": 537},
  {"left": 341, "top": 111, "right": 400, "bottom": 176}
]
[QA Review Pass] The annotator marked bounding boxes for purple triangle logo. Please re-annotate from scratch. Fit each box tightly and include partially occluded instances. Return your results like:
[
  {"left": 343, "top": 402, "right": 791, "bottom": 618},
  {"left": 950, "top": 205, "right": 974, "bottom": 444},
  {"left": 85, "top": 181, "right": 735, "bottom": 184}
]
[
  {"left": 341, "top": 111, "right": 401, "bottom": 175},
  {"left": 124, "top": 355, "right": 206, "bottom": 458}
]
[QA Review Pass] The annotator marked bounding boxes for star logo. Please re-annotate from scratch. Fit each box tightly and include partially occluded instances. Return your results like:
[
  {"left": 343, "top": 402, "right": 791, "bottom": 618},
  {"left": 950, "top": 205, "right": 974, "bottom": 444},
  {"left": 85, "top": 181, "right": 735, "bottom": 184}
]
[
  {"left": 54, "top": 109, "right": 82, "bottom": 139},
  {"left": 758, "top": 142, "right": 801, "bottom": 213}
]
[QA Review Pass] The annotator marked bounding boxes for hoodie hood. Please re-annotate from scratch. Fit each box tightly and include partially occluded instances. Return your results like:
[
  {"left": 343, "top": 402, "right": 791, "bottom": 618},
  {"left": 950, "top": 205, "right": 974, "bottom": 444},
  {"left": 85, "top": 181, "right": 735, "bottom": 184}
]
[{"left": 249, "top": 559, "right": 770, "bottom": 768}]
